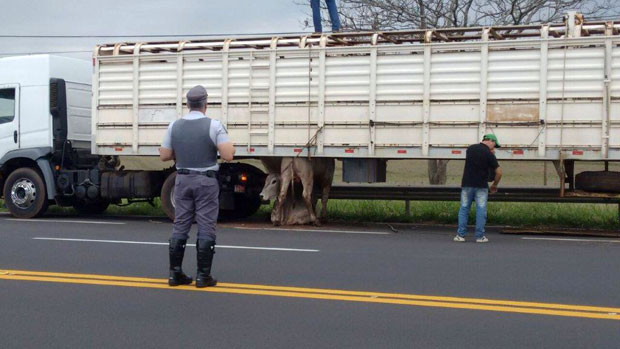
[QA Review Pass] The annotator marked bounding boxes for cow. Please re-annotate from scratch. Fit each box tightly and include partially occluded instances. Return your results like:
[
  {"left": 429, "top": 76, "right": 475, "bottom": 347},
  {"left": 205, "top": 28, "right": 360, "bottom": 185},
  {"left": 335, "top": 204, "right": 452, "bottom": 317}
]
[
  {"left": 259, "top": 157, "right": 335, "bottom": 226},
  {"left": 260, "top": 173, "right": 315, "bottom": 225}
]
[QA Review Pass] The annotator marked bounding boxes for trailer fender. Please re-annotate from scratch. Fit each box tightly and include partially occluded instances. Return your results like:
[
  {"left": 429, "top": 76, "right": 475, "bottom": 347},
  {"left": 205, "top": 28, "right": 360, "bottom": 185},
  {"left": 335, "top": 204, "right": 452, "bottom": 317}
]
[{"left": 575, "top": 171, "right": 620, "bottom": 193}]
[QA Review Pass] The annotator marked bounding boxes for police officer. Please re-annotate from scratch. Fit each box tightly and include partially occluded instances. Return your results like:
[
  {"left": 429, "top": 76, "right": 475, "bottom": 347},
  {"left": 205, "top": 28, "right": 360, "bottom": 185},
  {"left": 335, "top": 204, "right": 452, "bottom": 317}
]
[{"left": 159, "top": 85, "right": 235, "bottom": 287}]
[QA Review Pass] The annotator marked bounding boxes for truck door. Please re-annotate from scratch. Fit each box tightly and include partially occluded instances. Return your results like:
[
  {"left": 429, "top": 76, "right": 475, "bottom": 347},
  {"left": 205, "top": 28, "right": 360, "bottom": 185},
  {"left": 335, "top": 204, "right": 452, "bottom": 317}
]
[{"left": 0, "top": 84, "right": 19, "bottom": 160}]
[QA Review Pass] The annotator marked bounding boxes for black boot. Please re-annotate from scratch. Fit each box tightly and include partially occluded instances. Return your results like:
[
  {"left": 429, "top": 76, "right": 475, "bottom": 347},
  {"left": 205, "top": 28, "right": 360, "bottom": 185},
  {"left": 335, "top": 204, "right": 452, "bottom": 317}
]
[
  {"left": 196, "top": 239, "right": 217, "bottom": 288},
  {"left": 168, "top": 238, "right": 193, "bottom": 286}
]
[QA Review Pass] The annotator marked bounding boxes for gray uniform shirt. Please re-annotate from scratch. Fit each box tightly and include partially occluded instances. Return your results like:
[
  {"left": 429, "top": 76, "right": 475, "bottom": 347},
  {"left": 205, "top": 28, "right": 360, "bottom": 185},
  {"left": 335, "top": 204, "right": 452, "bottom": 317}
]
[{"left": 161, "top": 111, "right": 229, "bottom": 171}]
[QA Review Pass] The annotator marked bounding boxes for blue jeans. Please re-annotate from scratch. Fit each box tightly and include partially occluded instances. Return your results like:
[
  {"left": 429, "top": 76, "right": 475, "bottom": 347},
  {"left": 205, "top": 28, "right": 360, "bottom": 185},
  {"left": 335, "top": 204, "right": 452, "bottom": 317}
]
[
  {"left": 311, "top": 0, "right": 341, "bottom": 32},
  {"left": 457, "top": 187, "right": 488, "bottom": 239}
]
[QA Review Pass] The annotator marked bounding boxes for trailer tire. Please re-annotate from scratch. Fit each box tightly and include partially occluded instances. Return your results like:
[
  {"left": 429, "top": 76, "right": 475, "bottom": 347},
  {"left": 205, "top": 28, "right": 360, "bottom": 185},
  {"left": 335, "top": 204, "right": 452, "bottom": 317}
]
[
  {"left": 73, "top": 200, "right": 110, "bottom": 215},
  {"left": 160, "top": 170, "right": 263, "bottom": 221},
  {"left": 575, "top": 171, "right": 620, "bottom": 193},
  {"left": 3, "top": 167, "right": 49, "bottom": 218},
  {"left": 243, "top": 194, "right": 262, "bottom": 217},
  {"left": 161, "top": 172, "right": 177, "bottom": 221},
  {"left": 219, "top": 194, "right": 262, "bottom": 220}
]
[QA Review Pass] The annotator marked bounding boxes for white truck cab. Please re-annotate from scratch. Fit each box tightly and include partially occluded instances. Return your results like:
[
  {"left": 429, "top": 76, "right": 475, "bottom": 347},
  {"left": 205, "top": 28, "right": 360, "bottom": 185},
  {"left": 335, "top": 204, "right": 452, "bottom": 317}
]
[
  {"left": 1, "top": 55, "right": 265, "bottom": 219},
  {"left": 0, "top": 55, "right": 93, "bottom": 217},
  {"left": 0, "top": 55, "right": 91, "bottom": 158}
]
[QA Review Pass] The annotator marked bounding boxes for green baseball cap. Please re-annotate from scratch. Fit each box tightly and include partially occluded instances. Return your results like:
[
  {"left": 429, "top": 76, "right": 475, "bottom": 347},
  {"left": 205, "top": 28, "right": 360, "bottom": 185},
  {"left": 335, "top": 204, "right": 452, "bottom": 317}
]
[{"left": 483, "top": 133, "right": 501, "bottom": 147}]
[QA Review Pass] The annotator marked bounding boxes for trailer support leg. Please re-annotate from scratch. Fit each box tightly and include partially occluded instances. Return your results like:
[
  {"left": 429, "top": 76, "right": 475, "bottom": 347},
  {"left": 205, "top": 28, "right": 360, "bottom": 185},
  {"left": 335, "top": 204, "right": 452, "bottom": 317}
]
[
  {"left": 565, "top": 160, "right": 575, "bottom": 190},
  {"left": 554, "top": 159, "right": 566, "bottom": 197},
  {"left": 405, "top": 200, "right": 411, "bottom": 216}
]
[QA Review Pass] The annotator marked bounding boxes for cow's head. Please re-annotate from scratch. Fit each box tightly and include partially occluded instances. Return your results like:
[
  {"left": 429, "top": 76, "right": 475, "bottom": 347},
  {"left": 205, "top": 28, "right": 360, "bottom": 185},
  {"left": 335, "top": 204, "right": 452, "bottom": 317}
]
[{"left": 259, "top": 173, "right": 280, "bottom": 201}]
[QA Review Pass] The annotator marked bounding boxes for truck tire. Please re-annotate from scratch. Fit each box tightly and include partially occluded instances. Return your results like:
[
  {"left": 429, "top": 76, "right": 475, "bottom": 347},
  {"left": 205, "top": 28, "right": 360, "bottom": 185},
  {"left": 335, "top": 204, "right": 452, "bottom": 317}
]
[
  {"left": 575, "top": 171, "right": 620, "bottom": 193},
  {"left": 73, "top": 200, "right": 110, "bottom": 215},
  {"left": 161, "top": 172, "right": 177, "bottom": 221},
  {"left": 160, "top": 171, "right": 262, "bottom": 221},
  {"left": 219, "top": 194, "right": 262, "bottom": 220},
  {"left": 3, "top": 167, "right": 49, "bottom": 218},
  {"left": 243, "top": 194, "right": 262, "bottom": 217}
]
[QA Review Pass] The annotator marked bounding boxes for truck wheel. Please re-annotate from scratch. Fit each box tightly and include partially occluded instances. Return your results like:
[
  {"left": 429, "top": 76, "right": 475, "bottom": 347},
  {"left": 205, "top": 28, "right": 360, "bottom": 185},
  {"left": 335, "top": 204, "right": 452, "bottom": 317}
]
[
  {"left": 3, "top": 167, "right": 49, "bottom": 218},
  {"left": 241, "top": 194, "right": 262, "bottom": 218},
  {"left": 161, "top": 172, "right": 176, "bottom": 221},
  {"left": 219, "top": 194, "right": 262, "bottom": 220},
  {"left": 73, "top": 200, "right": 110, "bottom": 215},
  {"left": 160, "top": 170, "right": 262, "bottom": 221},
  {"left": 575, "top": 171, "right": 620, "bottom": 193}
]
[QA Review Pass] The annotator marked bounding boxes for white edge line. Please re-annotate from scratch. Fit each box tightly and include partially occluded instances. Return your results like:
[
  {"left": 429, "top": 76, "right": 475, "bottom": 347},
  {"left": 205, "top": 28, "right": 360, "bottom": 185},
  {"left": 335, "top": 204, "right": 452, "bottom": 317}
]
[
  {"left": 522, "top": 237, "right": 620, "bottom": 243},
  {"left": 217, "top": 245, "right": 318, "bottom": 252},
  {"left": 6, "top": 218, "right": 125, "bottom": 225},
  {"left": 32, "top": 237, "right": 319, "bottom": 252},
  {"left": 229, "top": 226, "right": 391, "bottom": 235}
]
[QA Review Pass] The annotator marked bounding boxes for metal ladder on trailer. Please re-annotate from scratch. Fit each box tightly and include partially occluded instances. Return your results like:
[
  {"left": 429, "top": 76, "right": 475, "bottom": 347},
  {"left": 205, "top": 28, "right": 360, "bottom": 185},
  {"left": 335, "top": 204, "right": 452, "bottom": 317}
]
[{"left": 247, "top": 51, "right": 270, "bottom": 152}]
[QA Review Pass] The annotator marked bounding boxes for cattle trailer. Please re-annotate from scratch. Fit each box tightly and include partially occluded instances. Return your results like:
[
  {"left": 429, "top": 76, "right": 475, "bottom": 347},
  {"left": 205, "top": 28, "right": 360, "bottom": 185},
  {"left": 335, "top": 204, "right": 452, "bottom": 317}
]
[{"left": 3, "top": 13, "right": 620, "bottom": 220}]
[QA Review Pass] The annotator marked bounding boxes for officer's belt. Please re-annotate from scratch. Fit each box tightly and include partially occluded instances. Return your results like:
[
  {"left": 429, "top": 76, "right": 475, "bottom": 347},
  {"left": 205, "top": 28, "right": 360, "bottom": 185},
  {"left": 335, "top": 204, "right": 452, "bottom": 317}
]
[{"left": 177, "top": 169, "right": 217, "bottom": 178}]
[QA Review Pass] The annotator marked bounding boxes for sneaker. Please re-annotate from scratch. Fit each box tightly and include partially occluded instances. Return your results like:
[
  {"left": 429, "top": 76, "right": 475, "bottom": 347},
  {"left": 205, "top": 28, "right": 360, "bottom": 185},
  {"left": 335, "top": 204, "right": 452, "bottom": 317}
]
[
  {"left": 453, "top": 235, "right": 465, "bottom": 242},
  {"left": 476, "top": 236, "right": 489, "bottom": 243}
]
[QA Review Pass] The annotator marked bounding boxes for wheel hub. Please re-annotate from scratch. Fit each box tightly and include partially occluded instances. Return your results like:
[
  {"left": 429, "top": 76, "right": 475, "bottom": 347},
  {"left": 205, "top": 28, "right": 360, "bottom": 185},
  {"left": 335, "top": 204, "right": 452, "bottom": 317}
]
[{"left": 11, "top": 178, "right": 37, "bottom": 209}]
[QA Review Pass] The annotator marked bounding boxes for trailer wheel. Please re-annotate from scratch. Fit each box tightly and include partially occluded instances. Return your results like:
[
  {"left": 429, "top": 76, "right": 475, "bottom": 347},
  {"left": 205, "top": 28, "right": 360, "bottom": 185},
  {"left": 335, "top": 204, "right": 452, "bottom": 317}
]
[
  {"left": 3, "top": 167, "right": 49, "bottom": 218},
  {"left": 243, "top": 194, "right": 262, "bottom": 217},
  {"left": 575, "top": 171, "right": 620, "bottom": 193},
  {"left": 73, "top": 200, "right": 110, "bottom": 215},
  {"left": 161, "top": 172, "right": 177, "bottom": 221},
  {"left": 219, "top": 194, "right": 262, "bottom": 220},
  {"left": 160, "top": 169, "right": 263, "bottom": 221}
]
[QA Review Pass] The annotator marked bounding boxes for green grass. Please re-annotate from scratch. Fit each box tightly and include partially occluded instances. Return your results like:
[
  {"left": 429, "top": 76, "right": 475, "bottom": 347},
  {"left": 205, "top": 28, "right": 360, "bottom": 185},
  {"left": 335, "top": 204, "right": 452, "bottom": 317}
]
[
  {"left": 0, "top": 199, "right": 166, "bottom": 217},
  {"left": 1, "top": 198, "right": 618, "bottom": 229},
  {"left": 323, "top": 200, "right": 620, "bottom": 230}
]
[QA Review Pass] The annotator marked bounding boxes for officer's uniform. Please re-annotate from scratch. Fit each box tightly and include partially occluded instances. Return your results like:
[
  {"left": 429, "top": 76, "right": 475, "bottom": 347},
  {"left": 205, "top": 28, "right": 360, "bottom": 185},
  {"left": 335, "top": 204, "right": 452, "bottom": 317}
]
[{"left": 162, "top": 85, "right": 229, "bottom": 288}]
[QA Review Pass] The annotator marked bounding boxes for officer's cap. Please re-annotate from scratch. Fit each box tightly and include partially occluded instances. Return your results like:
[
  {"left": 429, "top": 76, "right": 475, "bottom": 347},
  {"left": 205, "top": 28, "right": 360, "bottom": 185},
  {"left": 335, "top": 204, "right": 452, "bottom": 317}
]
[{"left": 187, "top": 85, "right": 208, "bottom": 103}]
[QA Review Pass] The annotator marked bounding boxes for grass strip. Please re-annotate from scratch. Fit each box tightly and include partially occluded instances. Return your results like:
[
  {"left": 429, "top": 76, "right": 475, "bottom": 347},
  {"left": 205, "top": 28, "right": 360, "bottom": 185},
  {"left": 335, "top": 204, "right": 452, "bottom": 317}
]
[{"left": 1, "top": 199, "right": 618, "bottom": 230}]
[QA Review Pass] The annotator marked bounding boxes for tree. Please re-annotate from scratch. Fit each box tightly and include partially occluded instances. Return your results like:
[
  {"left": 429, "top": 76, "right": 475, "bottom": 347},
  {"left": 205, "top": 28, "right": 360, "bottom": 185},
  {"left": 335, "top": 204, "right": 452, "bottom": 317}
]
[{"left": 302, "top": 0, "right": 620, "bottom": 31}]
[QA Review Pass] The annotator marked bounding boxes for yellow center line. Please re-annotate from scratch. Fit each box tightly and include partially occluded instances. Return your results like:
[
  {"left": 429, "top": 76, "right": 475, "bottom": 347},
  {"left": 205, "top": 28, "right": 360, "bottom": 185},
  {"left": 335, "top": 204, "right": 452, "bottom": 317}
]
[{"left": 1, "top": 269, "right": 619, "bottom": 321}]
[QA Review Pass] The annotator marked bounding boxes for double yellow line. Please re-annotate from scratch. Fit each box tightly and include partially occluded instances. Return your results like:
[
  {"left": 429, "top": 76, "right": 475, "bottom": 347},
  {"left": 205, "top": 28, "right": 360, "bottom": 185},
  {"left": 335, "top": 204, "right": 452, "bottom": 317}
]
[{"left": 2, "top": 269, "right": 619, "bottom": 321}]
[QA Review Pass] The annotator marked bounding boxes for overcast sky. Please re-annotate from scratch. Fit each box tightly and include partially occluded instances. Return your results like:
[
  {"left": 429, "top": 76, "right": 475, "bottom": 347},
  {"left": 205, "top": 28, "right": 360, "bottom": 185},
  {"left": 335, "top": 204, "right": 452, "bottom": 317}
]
[{"left": 0, "top": 0, "right": 310, "bottom": 60}]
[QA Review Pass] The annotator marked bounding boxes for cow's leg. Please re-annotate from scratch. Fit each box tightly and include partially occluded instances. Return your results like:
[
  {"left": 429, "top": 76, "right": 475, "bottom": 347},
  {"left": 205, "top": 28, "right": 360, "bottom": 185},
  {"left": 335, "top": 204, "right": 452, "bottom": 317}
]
[
  {"left": 270, "top": 198, "right": 279, "bottom": 224},
  {"left": 319, "top": 182, "right": 332, "bottom": 223},
  {"left": 301, "top": 177, "right": 318, "bottom": 226},
  {"left": 272, "top": 158, "right": 294, "bottom": 226},
  {"left": 318, "top": 159, "right": 335, "bottom": 223},
  {"left": 275, "top": 176, "right": 292, "bottom": 226}
]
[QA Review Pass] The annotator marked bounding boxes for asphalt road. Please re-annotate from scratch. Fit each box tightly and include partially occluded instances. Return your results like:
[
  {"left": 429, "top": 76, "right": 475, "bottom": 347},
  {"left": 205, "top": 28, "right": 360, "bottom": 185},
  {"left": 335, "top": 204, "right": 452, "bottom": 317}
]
[{"left": 1, "top": 213, "right": 619, "bottom": 348}]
